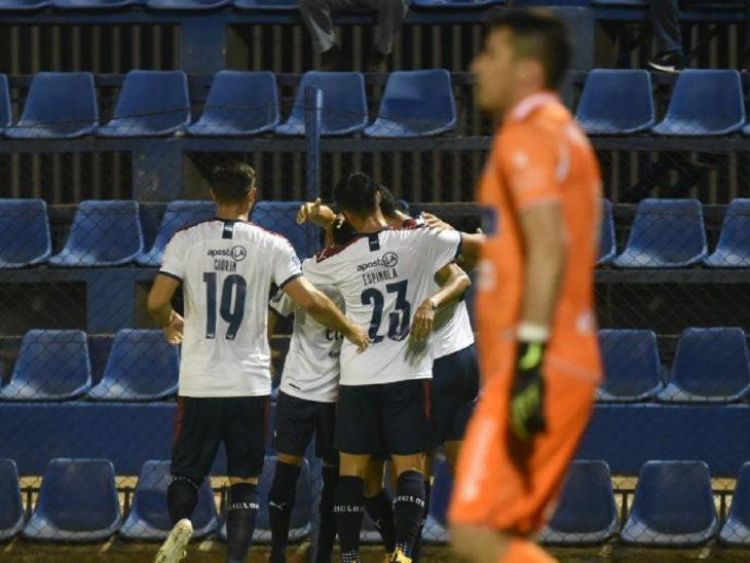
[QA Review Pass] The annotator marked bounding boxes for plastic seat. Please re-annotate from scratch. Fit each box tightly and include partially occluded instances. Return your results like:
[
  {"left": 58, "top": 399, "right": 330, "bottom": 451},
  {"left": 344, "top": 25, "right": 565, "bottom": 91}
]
[
  {"left": 719, "top": 462, "right": 750, "bottom": 545},
  {"left": 0, "top": 199, "right": 51, "bottom": 268},
  {"left": 136, "top": 200, "right": 216, "bottom": 266},
  {"left": 411, "top": 0, "right": 503, "bottom": 7},
  {"left": 540, "top": 460, "right": 619, "bottom": 545},
  {"left": 53, "top": 0, "right": 143, "bottom": 8},
  {"left": 97, "top": 70, "right": 190, "bottom": 137},
  {"left": 120, "top": 460, "right": 218, "bottom": 540},
  {"left": 275, "top": 72, "right": 368, "bottom": 137},
  {"left": 613, "top": 199, "right": 707, "bottom": 268},
  {"left": 252, "top": 201, "right": 316, "bottom": 258},
  {"left": 591, "top": 0, "right": 645, "bottom": 6},
  {"left": 599, "top": 199, "right": 617, "bottom": 265},
  {"left": 0, "top": 460, "right": 24, "bottom": 542},
  {"left": 233, "top": 0, "right": 296, "bottom": 9},
  {"left": 218, "top": 457, "right": 313, "bottom": 543},
  {"left": 49, "top": 200, "right": 143, "bottom": 267},
  {"left": 87, "top": 330, "right": 179, "bottom": 401},
  {"left": 576, "top": 70, "right": 655, "bottom": 135},
  {"left": 147, "top": 0, "right": 232, "bottom": 9},
  {"left": 0, "top": 75, "right": 10, "bottom": 131},
  {"left": 598, "top": 329, "right": 663, "bottom": 402},
  {"left": 364, "top": 70, "right": 456, "bottom": 138},
  {"left": 423, "top": 459, "right": 452, "bottom": 543},
  {"left": 0, "top": 0, "right": 52, "bottom": 11},
  {"left": 652, "top": 70, "right": 745, "bottom": 136},
  {"left": 621, "top": 460, "right": 718, "bottom": 546},
  {"left": 4, "top": 73, "right": 98, "bottom": 139},
  {"left": 704, "top": 199, "right": 750, "bottom": 268},
  {"left": 657, "top": 327, "right": 750, "bottom": 403},
  {"left": 0, "top": 330, "right": 91, "bottom": 401},
  {"left": 186, "top": 71, "right": 280, "bottom": 137},
  {"left": 23, "top": 458, "right": 121, "bottom": 542}
]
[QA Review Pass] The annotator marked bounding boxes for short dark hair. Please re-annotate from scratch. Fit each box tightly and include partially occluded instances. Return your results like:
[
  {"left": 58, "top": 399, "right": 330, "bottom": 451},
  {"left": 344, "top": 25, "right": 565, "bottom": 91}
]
[
  {"left": 378, "top": 185, "right": 400, "bottom": 219},
  {"left": 333, "top": 172, "right": 379, "bottom": 216},
  {"left": 211, "top": 162, "right": 256, "bottom": 204},
  {"left": 332, "top": 218, "right": 358, "bottom": 246},
  {"left": 487, "top": 8, "right": 571, "bottom": 90}
]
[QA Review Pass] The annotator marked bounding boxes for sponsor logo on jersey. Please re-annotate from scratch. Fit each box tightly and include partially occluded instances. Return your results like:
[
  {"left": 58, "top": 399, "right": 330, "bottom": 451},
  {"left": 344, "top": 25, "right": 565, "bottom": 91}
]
[
  {"left": 356, "top": 251, "right": 398, "bottom": 272},
  {"left": 206, "top": 246, "right": 247, "bottom": 261}
]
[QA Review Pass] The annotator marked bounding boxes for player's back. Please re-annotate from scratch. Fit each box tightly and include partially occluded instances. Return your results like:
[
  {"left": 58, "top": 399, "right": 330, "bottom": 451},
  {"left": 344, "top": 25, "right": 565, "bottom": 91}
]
[
  {"left": 477, "top": 94, "right": 602, "bottom": 381},
  {"left": 160, "top": 219, "right": 302, "bottom": 397}
]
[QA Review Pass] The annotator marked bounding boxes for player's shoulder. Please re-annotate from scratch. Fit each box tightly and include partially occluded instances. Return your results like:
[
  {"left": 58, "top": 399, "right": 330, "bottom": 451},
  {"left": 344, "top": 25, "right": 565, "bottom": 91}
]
[
  {"left": 234, "top": 221, "right": 293, "bottom": 247},
  {"left": 314, "top": 234, "right": 366, "bottom": 263},
  {"left": 171, "top": 218, "right": 219, "bottom": 242}
]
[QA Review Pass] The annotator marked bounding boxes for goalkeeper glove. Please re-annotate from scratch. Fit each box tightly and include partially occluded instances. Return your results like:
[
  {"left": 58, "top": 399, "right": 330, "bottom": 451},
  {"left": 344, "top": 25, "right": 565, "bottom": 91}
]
[{"left": 509, "top": 341, "right": 547, "bottom": 442}]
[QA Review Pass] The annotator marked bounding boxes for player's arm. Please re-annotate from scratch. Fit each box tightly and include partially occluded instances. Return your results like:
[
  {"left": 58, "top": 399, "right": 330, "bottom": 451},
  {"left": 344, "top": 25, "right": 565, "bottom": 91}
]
[
  {"left": 420, "top": 212, "right": 485, "bottom": 270},
  {"left": 283, "top": 276, "right": 371, "bottom": 352},
  {"left": 297, "top": 198, "right": 339, "bottom": 247},
  {"left": 147, "top": 274, "right": 184, "bottom": 345},
  {"left": 411, "top": 262, "right": 471, "bottom": 342}
]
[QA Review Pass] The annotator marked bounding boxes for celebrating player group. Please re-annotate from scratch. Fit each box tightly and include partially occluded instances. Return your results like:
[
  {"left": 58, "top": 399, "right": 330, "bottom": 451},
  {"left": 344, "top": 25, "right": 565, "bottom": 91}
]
[{"left": 147, "top": 7, "right": 602, "bottom": 563}]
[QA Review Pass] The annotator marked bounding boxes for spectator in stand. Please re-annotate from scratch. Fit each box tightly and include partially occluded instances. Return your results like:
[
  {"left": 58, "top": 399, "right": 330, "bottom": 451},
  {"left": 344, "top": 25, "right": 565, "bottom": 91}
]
[
  {"left": 299, "top": 0, "right": 409, "bottom": 72},
  {"left": 648, "top": 0, "right": 686, "bottom": 72}
]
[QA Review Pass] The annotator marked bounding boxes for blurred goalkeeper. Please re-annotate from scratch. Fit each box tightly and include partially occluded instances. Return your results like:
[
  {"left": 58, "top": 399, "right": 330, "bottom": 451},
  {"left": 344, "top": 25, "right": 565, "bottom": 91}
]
[{"left": 448, "top": 8, "right": 603, "bottom": 563}]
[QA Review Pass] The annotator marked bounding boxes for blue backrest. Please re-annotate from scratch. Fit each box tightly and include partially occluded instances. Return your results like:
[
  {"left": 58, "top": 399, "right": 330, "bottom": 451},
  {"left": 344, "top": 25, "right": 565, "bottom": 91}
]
[
  {"left": 713, "top": 198, "right": 750, "bottom": 260},
  {"left": 671, "top": 327, "right": 750, "bottom": 398},
  {"left": 377, "top": 69, "right": 456, "bottom": 128},
  {"left": 0, "top": 74, "right": 10, "bottom": 128},
  {"left": 63, "top": 200, "right": 143, "bottom": 264},
  {"left": 576, "top": 69, "right": 655, "bottom": 133},
  {"left": 145, "top": 200, "right": 216, "bottom": 263},
  {"left": 201, "top": 71, "right": 279, "bottom": 129},
  {"left": 547, "top": 460, "right": 617, "bottom": 534},
  {"left": 0, "top": 459, "right": 22, "bottom": 535},
  {"left": 599, "top": 329, "right": 662, "bottom": 399},
  {"left": 18, "top": 72, "right": 97, "bottom": 127},
  {"left": 252, "top": 201, "right": 314, "bottom": 258},
  {"left": 292, "top": 72, "right": 367, "bottom": 133},
  {"left": 112, "top": 70, "right": 189, "bottom": 123},
  {"left": 0, "top": 199, "right": 50, "bottom": 267},
  {"left": 727, "top": 462, "right": 750, "bottom": 525},
  {"left": 599, "top": 199, "right": 616, "bottom": 263}
]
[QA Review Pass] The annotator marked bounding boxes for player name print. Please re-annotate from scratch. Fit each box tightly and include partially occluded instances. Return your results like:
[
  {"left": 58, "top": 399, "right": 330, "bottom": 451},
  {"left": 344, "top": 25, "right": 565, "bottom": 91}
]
[
  {"left": 358, "top": 251, "right": 400, "bottom": 286},
  {"left": 206, "top": 246, "right": 247, "bottom": 273}
]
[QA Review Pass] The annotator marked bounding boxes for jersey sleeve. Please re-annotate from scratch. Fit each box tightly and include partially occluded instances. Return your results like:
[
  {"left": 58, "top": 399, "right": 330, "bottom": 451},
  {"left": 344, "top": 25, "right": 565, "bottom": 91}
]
[
  {"left": 271, "top": 237, "right": 303, "bottom": 290},
  {"left": 159, "top": 232, "right": 187, "bottom": 281},
  {"left": 269, "top": 287, "right": 295, "bottom": 317},
  {"left": 420, "top": 228, "right": 462, "bottom": 273},
  {"left": 498, "top": 124, "right": 562, "bottom": 210}
]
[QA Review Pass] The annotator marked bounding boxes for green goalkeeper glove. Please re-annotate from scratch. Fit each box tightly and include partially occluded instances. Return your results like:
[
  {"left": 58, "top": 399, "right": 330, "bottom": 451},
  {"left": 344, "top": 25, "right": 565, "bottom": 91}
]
[{"left": 509, "top": 341, "right": 547, "bottom": 442}]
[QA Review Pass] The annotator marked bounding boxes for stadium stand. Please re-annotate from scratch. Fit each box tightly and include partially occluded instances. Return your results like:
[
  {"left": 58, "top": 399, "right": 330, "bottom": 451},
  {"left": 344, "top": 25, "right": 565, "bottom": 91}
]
[
  {"left": 0, "top": 459, "right": 24, "bottom": 542},
  {"left": 598, "top": 199, "right": 617, "bottom": 264},
  {"left": 0, "top": 0, "right": 52, "bottom": 11},
  {"left": 251, "top": 201, "right": 317, "bottom": 258},
  {"left": 597, "top": 329, "right": 663, "bottom": 402},
  {"left": 0, "top": 199, "right": 51, "bottom": 268},
  {"left": 52, "top": 0, "right": 145, "bottom": 9},
  {"left": 232, "top": 0, "right": 298, "bottom": 10},
  {"left": 719, "top": 461, "right": 750, "bottom": 546},
  {"left": 120, "top": 460, "right": 219, "bottom": 540},
  {"left": 0, "top": 75, "right": 10, "bottom": 131},
  {"left": 22, "top": 458, "right": 122, "bottom": 542},
  {"left": 146, "top": 0, "right": 233, "bottom": 10},
  {"left": 539, "top": 460, "right": 619, "bottom": 546},
  {"left": 704, "top": 198, "right": 750, "bottom": 268}
]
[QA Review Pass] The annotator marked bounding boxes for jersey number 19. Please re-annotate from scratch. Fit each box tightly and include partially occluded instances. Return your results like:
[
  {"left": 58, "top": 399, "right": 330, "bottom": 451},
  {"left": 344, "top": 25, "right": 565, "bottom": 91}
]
[{"left": 203, "top": 272, "right": 247, "bottom": 340}]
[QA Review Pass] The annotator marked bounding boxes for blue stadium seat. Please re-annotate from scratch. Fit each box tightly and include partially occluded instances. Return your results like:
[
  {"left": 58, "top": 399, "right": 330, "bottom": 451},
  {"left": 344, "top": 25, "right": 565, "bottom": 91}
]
[
  {"left": 49, "top": 200, "right": 143, "bottom": 267},
  {"left": 219, "top": 457, "right": 313, "bottom": 543},
  {"left": 657, "top": 327, "right": 750, "bottom": 403},
  {"left": 186, "top": 71, "right": 280, "bottom": 137},
  {"left": 540, "top": 460, "right": 619, "bottom": 545},
  {"left": 652, "top": 70, "right": 745, "bottom": 136},
  {"left": 275, "top": 72, "right": 368, "bottom": 136},
  {"left": 598, "top": 329, "right": 663, "bottom": 402},
  {"left": 0, "top": 330, "right": 91, "bottom": 401},
  {"left": 719, "top": 461, "right": 750, "bottom": 545},
  {"left": 53, "top": 0, "right": 143, "bottom": 8},
  {"left": 0, "top": 459, "right": 24, "bottom": 542},
  {"left": 591, "top": 0, "right": 645, "bottom": 6},
  {"left": 87, "top": 330, "right": 179, "bottom": 402},
  {"left": 0, "top": 199, "right": 51, "bottom": 268},
  {"left": 97, "top": 70, "right": 190, "bottom": 137},
  {"left": 0, "top": 75, "right": 10, "bottom": 131},
  {"left": 613, "top": 199, "right": 707, "bottom": 268},
  {"left": 0, "top": 0, "right": 52, "bottom": 11},
  {"left": 23, "top": 458, "right": 121, "bottom": 542},
  {"left": 120, "top": 460, "right": 218, "bottom": 540},
  {"left": 147, "top": 0, "right": 232, "bottom": 10},
  {"left": 136, "top": 200, "right": 216, "bottom": 266},
  {"left": 4, "top": 72, "right": 98, "bottom": 139},
  {"left": 599, "top": 199, "right": 616, "bottom": 265},
  {"left": 252, "top": 201, "right": 317, "bottom": 258},
  {"left": 411, "top": 0, "right": 503, "bottom": 8},
  {"left": 423, "top": 459, "right": 452, "bottom": 543},
  {"left": 704, "top": 199, "right": 750, "bottom": 268},
  {"left": 233, "top": 0, "right": 296, "bottom": 9},
  {"left": 576, "top": 70, "right": 655, "bottom": 135},
  {"left": 364, "top": 70, "right": 456, "bottom": 138},
  {"left": 621, "top": 460, "right": 718, "bottom": 546}
]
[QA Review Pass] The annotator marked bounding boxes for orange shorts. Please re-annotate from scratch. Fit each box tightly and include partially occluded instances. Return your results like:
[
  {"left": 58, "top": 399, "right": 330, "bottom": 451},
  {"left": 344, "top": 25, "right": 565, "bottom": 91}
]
[{"left": 449, "top": 366, "right": 597, "bottom": 535}]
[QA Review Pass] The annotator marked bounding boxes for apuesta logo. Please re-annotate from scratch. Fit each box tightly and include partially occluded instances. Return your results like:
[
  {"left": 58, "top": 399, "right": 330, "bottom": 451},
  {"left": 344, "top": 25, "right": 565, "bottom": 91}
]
[
  {"left": 207, "top": 246, "right": 247, "bottom": 261},
  {"left": 356, "top": 252, "right": 399, "bottom": 272}
]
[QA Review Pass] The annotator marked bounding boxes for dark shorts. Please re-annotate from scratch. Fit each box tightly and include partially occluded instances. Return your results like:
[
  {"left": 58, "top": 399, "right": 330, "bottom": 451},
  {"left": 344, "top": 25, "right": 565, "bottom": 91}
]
[
  {"left": 273, "top": 391, "right": 338, "bottom": 465},
  {"left": 432, "top": 344, "right": 480, "bottom": 444},
  {"left": 336, "top": 379, "right": 432, "bottom": 456},
  {"left": 171, "top": 395, "right": 269, "bottom": 483}
]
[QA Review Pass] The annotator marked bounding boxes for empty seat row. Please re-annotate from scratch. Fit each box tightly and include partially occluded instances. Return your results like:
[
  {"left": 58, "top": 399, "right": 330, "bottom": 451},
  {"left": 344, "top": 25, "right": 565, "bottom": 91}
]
[
  {"left": 577, "top": 69, "right": 749, "bottom": 136},
  {"left": 600, "top": 198, "right": 750, "bottom": 268},
  {"left": 0, "top": 199, "right": 310, "bottom": 269},
  {"left": 600, "top": 327, "right": 750, "bottom": 403},
  {"left": 0, "top": 69, "right": 456, "bottom": 139}
]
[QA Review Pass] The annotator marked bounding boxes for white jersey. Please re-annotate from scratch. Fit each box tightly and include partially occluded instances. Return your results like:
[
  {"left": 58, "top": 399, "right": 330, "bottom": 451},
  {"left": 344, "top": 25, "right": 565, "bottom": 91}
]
[
  {"left": 304, "top": 227, "right": 462, "bottom": 386},
  {"left": 270, "top": 259, "right": 344, "bottom": 403},
  {"left": 160, "top": 219, "right": 302, "bottom": 398}
]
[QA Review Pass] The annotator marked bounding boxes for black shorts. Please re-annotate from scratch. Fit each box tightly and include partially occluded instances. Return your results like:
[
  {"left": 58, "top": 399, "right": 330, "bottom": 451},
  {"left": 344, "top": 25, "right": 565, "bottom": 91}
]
[
  {"left": 171, "top": 395, "right": 270, "bottom": 483},
  {"left": 273, "top": 391, "right": 337, "bottom": 465},
  {"left": 336, "top": 379, "right": 432, "bottom": 456},
  {"left": 432, "top": 344, "right": 479, "bottom": 444}
]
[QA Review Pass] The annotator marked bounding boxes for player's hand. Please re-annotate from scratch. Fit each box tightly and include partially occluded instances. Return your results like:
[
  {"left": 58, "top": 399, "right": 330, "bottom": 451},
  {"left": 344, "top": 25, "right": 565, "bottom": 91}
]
[
  {"left": 163, "top": 311, "right": 184, "bottom": 346},
  {"left": 509, "top": 342, "right": 547, "bottom": 442},
  {"left": 410, "top": 298, "right": 437, "bottom": 343},
  {"left": 345, "top": 324, "right": 372, "bottom": 353},
  {"left": 297, "top": 198, "right": 322, "bottom": 225},
  {"left": 421, "top": 212, "right": 454, "bottom": 231}
]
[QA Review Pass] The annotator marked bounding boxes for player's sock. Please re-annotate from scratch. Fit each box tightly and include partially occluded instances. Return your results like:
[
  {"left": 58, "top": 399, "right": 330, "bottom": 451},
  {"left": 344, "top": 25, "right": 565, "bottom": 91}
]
[
  {"left": 364, "top": 489, "right": 396, "bottom": 553},
  {"left": 334, "top": 475, "right": 365, "bottom": 563},
  {"left": 501, "top": 538, "right": 556, "bottom": 563},
  {"left": 167, "top": 475, "right": 200, "bottom": 523},
  {"left": 225, "top": 482, "right": 259, "bottom": 563},
  {"left": 409, "top": 478, "right": 430, "bottom": 562},
  {"left": 315, "top": 464, "right": 338, "bottom": 563},
  {"left": 269, "top": 461, "right": 301, "bottom": 563},
  {"left": 393, "top": 470, "right": 425, "bottom": 557}
]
